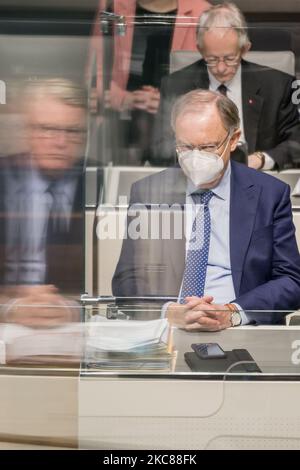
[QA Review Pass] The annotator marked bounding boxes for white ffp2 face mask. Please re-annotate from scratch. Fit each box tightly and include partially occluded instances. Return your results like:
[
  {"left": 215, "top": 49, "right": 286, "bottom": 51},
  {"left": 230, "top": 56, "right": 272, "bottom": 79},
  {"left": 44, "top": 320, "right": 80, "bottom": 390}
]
[
  {"left": 178, "top": 135, "right": 232, "bottom": 187},
  {"left": 178, "top": 149, "right": 224, "bottom": 187}
]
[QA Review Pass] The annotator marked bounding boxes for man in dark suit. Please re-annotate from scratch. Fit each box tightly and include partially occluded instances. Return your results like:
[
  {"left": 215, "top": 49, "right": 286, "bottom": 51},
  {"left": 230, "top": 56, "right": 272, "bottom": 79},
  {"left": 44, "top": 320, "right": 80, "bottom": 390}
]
[
  {"left": 0, "top": 79, "right": 87, "bottom": 328},
  {"left": 151, "top": 2, "right": 300, "bottom": 170},
  {"left": 113, "top": 89, "right": 300, "bottom": 329}
]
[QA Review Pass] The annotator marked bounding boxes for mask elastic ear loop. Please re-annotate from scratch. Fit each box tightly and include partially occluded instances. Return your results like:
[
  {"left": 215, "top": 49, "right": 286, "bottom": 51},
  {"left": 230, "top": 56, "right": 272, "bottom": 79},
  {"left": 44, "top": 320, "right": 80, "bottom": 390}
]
[
  {"left": 219, "top": 131, "right": 232, "bottom": 159},
  {"left": 220, "top": 128, "right": 237, "bottom": 159}
]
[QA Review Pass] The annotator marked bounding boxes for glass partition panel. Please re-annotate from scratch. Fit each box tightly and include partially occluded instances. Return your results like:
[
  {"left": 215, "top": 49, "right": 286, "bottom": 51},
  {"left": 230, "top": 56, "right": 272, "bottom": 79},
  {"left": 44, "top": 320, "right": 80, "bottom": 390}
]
[
  {"left": 78, "top": 305, "right": 300, "bottom": 448},
  {"left": 0, "top": 300, "right": 299, "bottom": 379},
  {"left": 0, "top": 2, "right": 300, "bottom": 450},
  {"left": 0, "top": 8, "right": 91, "bottom": 303},
  {"left": 80, "top": 305, "right": 300, "bottom": 379},
  {"left": 0, "top": 301, "right": 300, "bottom": 450},
  {"left": 0, "top": 3, "right": 299, "bottom": 382},
  {"left": 91, "top": 8, "right": 300, "bottom": 304}
]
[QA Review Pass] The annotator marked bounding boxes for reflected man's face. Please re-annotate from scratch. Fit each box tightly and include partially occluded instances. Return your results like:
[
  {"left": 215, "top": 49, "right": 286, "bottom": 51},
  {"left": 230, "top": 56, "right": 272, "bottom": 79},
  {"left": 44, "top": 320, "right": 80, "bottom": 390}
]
[{"left": 26, "top": 95, "right": 86, "bottom": 172}]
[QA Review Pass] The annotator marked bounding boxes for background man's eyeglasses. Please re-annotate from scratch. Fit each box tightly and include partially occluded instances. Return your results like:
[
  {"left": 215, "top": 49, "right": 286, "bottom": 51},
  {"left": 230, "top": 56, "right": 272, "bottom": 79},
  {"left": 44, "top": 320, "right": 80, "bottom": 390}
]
[
  {"left": 204, "top": 55, "right": 240, "bottom": 67},
  {"left": 31, "top": 124, "right": 86, "bottom": 142}
]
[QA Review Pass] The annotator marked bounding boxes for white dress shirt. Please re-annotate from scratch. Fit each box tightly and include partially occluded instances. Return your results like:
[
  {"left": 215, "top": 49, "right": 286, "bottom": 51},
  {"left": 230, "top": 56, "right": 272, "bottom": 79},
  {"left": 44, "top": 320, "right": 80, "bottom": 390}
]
[{"left": 183, "top": 163, "right": 236, "bottom": 304}]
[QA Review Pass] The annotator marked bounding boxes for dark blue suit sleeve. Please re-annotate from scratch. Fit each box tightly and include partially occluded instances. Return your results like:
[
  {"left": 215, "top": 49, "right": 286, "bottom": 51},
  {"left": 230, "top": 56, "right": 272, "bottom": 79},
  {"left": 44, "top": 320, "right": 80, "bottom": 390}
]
[{"left": 234, "top": 184, "right": 300, "bottom": 324}]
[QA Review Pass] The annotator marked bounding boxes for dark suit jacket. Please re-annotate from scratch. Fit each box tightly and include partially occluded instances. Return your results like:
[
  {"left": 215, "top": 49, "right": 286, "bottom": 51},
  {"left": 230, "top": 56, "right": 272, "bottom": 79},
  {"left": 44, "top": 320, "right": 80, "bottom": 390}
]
[
  {"left": 151, "top": 59, "right": 300, "bottom": 169},
  {"left": 112, "top": 161, "right": 300, "bottom": 324},
  {"left": 0, "top": 155, "right": 85, "bottom": 294}
]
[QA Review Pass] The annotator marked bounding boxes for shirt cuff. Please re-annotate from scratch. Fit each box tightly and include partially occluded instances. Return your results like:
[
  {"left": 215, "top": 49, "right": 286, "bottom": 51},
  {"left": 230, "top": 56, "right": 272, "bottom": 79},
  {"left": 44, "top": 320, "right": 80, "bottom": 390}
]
[
  {"left": 262, "top": 152, "right": 275, "bottom": 171},
  {"left": 232, "top": 303, "right": 250, "bottom": 325}
]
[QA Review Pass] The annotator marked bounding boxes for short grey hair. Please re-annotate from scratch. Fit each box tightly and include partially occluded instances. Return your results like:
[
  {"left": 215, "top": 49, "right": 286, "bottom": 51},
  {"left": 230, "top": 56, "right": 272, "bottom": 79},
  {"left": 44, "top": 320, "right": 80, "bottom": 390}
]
[
  {"left": 23, "top": 78, "right": 88, "bottom": 109},
  {"left": 197, "top": 2, "right": 250, "bottom": 50},
  {"left": 171, "top": 89, "right": 240, "bottom": 133}
]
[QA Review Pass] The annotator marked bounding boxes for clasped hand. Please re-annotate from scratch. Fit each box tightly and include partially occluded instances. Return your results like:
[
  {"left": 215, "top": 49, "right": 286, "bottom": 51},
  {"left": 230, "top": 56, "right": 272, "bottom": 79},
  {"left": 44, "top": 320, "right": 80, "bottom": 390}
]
[{"left": 167, "top": 295, "right": 232, "bottom": 332}]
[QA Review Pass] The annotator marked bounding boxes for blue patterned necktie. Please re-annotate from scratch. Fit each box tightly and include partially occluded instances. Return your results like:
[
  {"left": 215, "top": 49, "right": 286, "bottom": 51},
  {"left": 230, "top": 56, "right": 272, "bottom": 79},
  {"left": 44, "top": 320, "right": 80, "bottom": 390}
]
[{"left": 180, "top": 190, "right": 214, "bottom": 303}]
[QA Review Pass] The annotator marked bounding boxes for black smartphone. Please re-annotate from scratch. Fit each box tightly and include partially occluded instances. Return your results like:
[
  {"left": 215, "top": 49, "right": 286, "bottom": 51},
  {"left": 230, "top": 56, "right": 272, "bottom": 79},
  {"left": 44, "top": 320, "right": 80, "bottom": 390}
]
[{"left": 191, "top": 343, "right": 227, "bottom": 359}]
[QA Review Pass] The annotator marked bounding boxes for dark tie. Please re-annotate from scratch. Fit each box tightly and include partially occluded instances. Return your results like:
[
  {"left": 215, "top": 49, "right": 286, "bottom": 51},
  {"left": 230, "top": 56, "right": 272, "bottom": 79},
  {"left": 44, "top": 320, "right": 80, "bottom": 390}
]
[
  {"left": 180, "top": 191, "right": 214, "bottom": 303},
  {"left": 45, "top": 178, "right": 84, "bottom": 292},
  {"left": 46, "top": 183, "right": 69, "bottom": 243},
  {"left": 217, "top": 84, "right": 227, "bottom": 96}
]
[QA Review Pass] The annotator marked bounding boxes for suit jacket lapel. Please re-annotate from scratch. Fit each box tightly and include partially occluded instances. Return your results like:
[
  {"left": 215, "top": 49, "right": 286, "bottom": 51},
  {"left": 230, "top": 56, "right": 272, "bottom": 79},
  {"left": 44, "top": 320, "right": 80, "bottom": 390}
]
[
  {"left": 230, "top": 162, "right": 261, "bottom": 296},
  {"left": 192, "top": 60, "right": 210, "bottom": 90},
  {"left": 241, "top": 60, "right": 264, "bottom": 153}
]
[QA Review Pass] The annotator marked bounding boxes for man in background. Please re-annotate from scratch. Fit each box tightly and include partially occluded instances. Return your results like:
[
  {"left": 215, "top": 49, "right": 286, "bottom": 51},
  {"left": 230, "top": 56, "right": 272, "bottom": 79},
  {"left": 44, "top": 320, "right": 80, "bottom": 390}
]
[{"left": 151, "top": 2, "right": 300, "bottom": 170}]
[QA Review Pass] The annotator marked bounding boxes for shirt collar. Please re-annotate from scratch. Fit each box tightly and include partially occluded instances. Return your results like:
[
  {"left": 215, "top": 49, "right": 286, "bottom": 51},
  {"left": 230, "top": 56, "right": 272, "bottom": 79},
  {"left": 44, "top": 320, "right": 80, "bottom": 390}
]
[
  {"left": 187, "top": 162, "right": 231, "bottom": 201},
  {"left": 25, "top": 160, "right": 78, "bottom": 201},
  {"left": 208, "top": 64, "right": 242, "bottom": 93}
]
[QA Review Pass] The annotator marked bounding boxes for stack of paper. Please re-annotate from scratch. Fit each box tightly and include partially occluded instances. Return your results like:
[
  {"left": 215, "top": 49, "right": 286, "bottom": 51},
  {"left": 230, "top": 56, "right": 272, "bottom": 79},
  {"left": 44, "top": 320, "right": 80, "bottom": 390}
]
[
  {"left": 85, "top": 317, "right": 175, "bottom": 371},
  {"left": 0, "top": 323, "right": 84, "bottom": 365}
]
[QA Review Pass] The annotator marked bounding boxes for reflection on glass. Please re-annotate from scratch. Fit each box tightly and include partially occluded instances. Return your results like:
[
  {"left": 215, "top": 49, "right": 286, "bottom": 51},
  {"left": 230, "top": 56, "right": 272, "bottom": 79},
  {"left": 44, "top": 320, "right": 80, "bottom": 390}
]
[{"left": 0, "top": 79, "right": 87, "bottom": 329}]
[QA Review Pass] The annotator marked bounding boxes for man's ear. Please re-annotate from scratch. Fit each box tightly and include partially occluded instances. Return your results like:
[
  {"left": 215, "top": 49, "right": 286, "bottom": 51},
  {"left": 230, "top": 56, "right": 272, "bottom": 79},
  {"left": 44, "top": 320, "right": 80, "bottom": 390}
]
[
  {"left": 241, "top": 41, "right": 252, "bottom": 57},
  {"left": 197, "top": 44, "right": 203, "bottom": 57},
  {"left": 230, "top": 129, "right": 241, "bottom": 152}
]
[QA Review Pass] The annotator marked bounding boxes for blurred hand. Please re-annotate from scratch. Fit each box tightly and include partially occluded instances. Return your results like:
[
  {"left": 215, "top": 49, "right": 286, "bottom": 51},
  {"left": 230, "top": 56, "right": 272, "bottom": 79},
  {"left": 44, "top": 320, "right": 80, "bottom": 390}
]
[
  {"left": 106, "top": 86, "right": 160, "bottom": 114},
  {"left": 8, "top": 284, "right": 58, "bottom": 298},
  {"left": 140, "top": 86, "right": 160, "bottom": 113},
  {"left": 248, "top": 152, "right": 264, "bottom": 170},
  {"left": 3, "top": 285, "right": 80, "bottom": 329},
  {"left": 88, "top": 87, "right": 99, "bottom": 114}
]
